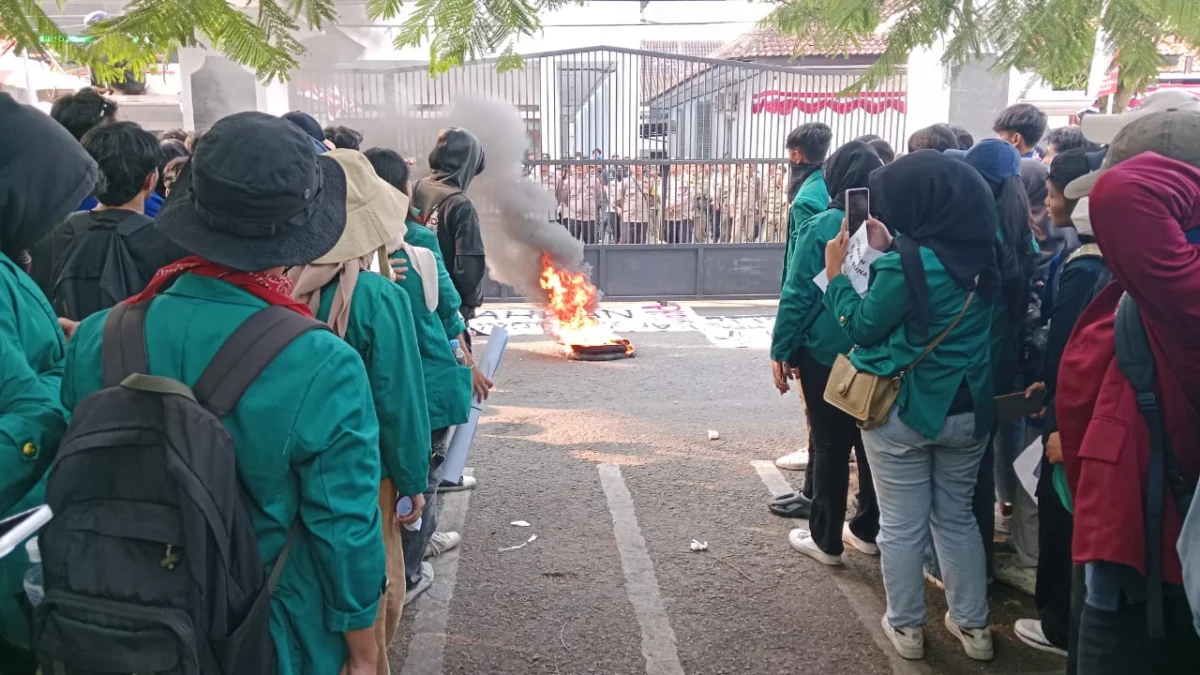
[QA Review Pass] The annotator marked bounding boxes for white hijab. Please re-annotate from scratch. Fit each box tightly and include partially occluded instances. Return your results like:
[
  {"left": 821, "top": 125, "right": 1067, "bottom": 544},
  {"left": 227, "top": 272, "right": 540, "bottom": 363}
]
[{"left": 382, "top": 226, "right": 440, "bottom": 313}]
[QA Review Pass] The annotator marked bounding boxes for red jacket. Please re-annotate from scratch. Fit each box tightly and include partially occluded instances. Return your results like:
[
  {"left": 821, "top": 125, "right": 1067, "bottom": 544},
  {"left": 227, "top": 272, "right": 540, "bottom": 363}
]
[{"left": 1058, "top": 153, "right": 1200, "bottom": 585}]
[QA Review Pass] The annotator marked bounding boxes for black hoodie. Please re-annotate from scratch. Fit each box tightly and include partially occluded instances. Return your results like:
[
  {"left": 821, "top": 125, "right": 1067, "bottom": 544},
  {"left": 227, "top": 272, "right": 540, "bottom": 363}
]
[{"left": 411, "top": 128, "right": 487, "bottom": 320}]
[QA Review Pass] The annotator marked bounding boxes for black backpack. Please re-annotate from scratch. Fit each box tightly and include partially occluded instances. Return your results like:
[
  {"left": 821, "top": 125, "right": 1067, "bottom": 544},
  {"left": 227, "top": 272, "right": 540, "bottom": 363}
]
[
  {"left": 53, "top": 211, "right": 154, "bottom": 321},
  {"left": 34, "top": 301, "right": 328, "bottom": 674},
  {"left": 1114, "top": 293, "right": 1198, "bottom": 640}
]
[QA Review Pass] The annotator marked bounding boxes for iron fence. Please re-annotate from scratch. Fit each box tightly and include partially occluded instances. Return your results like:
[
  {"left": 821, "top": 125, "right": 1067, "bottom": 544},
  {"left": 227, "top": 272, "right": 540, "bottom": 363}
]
[{"left": 291, "top": 46, "right": 908, "bottom": 246}]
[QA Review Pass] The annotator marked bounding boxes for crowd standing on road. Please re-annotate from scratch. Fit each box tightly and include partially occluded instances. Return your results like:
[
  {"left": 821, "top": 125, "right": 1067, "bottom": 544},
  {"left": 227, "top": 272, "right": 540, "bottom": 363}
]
[
  {"left": 0, "top": 79, "right": 1199, "bottom": 675},
  {"left": 769, "top": 93, "right": 1200, "bottom": 672}
]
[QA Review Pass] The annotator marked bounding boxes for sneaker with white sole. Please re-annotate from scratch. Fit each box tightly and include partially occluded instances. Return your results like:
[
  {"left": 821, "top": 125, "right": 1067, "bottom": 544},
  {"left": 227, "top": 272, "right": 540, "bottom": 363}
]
[
  {"left": 438, "top": 475, "right": 477, "bottom": 493},
  {"left": 922, "top": 567, "right": 946, "bottom": 590},
  {"left": 425, "top": 531, "right": 462, "bottom": 558},
  {"left": 944, "top": 612, "right": 994, "bottom": 661},
  {"left": 1014, "top": 618, "right": 1067, "bottom": 657},
  {"left": 775, "top": 449, "right": 809, "bottom": 471},
  {"left": 788, "top": 528, "right": 842, "bottom": 566},
  {"left": 842, "top": 522, "right": 879, "bottom": 556},
  {"left": 880, "top": 615, "right": 924, "bottom": 660},
  {"left": 995, "top": 559, "right": 1036, "bottom": 596},
  {"left": 404, "top": 562, "right": 434, "bottom": 606}
]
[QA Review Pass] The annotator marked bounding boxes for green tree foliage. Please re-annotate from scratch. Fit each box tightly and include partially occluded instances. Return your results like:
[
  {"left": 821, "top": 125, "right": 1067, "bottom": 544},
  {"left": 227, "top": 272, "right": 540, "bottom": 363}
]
[
  {"left": 763, "top": 0, "right": 1200, "bottom": 103},
  {"left": 2, "top": 0, "right": 575, "bottom": 83}
]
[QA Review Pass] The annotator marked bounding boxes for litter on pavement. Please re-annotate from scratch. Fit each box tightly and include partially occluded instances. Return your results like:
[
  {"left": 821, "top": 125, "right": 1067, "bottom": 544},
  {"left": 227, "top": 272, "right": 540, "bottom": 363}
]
[
  {"left": 707, "top": 430, "right": 720, "bottom": 440},
  {"left": 690, "top": 539, "right": 709, "bottom": 552},
  {"left": 511, "top": 520, "right": 531, "bottom": 527},
  {"left": 500, "top": 534, "right": 538, "bottom": 552}
]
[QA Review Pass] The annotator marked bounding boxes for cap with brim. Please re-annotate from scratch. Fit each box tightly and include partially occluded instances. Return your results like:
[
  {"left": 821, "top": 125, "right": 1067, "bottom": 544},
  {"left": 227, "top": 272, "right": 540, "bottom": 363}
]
[
  {"left": 312, "top": 149, "right": 410, "bottom": 264},
  {"left": 155, "top": 111, "right": 348, "bottom": 272},
  {"left": 1080, "top": 89, "right": 1200, "bottom": 145},
  {"left": 1066, "top": 110, "right": 1200, "bottom": 199}
]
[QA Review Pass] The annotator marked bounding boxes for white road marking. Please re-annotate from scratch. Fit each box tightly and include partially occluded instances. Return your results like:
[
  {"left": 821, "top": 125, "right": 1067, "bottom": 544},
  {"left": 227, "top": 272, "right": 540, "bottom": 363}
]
[
  {"left": 598, "top": 463, "right": 686, "bottom": 675},
  {"left": 399, "top": 468, "right": 474, "bottom": 675},
  {"left": 752, "top": 461, "right": 934, "bottom": 675}
]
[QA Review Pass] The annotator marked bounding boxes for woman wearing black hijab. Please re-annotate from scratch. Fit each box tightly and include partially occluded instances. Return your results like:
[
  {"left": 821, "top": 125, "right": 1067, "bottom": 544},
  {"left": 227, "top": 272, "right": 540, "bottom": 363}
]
[
  {"left": 770, "top": 141, "right": 882, "bottom": 563},
  {"left": 0, "top": 92, "right": 100, "bottom": 672},
  {"left": 822, "top": 150, "right": 999, "bottom": 662}
]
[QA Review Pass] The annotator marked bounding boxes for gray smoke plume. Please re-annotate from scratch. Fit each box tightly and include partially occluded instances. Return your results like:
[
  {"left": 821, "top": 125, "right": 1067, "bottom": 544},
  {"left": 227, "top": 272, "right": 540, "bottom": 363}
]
[{"left": 355, "top": 98, "right": 585, "bottom": 303}]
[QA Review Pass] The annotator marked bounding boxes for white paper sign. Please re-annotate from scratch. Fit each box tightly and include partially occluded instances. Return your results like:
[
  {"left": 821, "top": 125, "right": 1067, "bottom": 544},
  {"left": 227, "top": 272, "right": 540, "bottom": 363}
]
[
  {"left": 842, "top": 226, "right": 885, "bottom": 297},
  {"left": 1014, "top": 437, "right": 1043, "bottom": 505}
]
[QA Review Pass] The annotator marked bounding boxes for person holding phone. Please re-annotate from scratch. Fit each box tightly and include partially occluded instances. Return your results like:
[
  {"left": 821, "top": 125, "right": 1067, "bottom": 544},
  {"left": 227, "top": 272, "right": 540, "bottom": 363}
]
[
  {"left": 769, "top": 141, "right": 882, "bottom": 560},
  {"left": 822, "top": 150, "right": 999, "bottom": 661}
]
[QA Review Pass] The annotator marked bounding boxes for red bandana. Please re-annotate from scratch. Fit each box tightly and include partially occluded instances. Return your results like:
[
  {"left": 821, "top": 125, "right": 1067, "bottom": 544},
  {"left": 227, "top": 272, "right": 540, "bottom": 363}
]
[{"left": 125, "top": 256, "right": 313, "bottom": 317}]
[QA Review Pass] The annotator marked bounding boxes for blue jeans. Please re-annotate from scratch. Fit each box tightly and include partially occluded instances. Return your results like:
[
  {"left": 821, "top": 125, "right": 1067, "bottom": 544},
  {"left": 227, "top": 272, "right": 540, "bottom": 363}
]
[
  {"left": 925, "top": 433, "right": 995, "bottom": 581},
  {"left": 863, "top": 408, "right": 990, "bottom": 630}
]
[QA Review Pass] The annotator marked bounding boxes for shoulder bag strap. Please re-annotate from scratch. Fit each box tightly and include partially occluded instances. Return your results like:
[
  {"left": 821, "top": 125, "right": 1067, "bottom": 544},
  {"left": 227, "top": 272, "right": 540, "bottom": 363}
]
[
  {"left": 101, "top": 301, "right": 151, "bottom": 388},
  {"left": 897, "top": 289, "right": 975, "bottom": 378},
  {"left": 268, "top": 520, "right": 301, "bottom": 592},
  {"left": 1114, "top": 293, "right": 1194, "bottom": 640},
  {"left": 191, "top": 306, "right": 330, "bottom": 418}
]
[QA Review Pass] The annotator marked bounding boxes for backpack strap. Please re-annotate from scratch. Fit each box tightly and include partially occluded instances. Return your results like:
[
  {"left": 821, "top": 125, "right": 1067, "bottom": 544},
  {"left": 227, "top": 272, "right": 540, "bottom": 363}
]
[
  {"left": 1114, "top": 293, "right": 1195, "bottom": 640},
  {"left": 101, "top": 301, "right": 151, "bottom": 388},
  {"left": 192, "top": 306, "right": 329, "bottom": 418},
  {"left": 269, "top": 520, "right": 301, "bottom": 592}
]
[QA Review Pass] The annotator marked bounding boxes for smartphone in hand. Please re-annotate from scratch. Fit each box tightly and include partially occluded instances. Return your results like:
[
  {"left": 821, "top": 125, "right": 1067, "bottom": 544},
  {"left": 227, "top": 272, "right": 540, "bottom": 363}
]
[{"left": 845, "top": 187, "right": 869, "bottom": 236}]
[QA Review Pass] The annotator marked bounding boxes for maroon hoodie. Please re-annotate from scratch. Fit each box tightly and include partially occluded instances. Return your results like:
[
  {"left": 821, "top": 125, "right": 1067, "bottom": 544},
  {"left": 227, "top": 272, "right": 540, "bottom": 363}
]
[{"left": 1059, "top": 152, "right": 1200, "bottom": 584}]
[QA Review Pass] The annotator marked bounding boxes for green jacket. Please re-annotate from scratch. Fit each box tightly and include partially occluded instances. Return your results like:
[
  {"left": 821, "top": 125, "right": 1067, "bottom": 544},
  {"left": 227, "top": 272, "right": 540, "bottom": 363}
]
[
  {"left": 386, "top": 247, "right": 472, "bottom": 432},
  {"left": 784, "top": 171, "right": 829, "bottom": 276},
  {"left": 317, "top": 273, "right": 431, "bottom": 496},
  {"left": 823, "top": 244, "right": 995, "bottom": 439},
  {"left": 771, "top": 208, "right": 853, "bottom": 367},
  {"left": 0, "top": 253, "right": 68, "bottom": 649},
  {"left": 63, "top": 274, "right": 386, "bottom": 675},
  {"left": 405, "top": 221, "right": 466, "bottom": 340}
]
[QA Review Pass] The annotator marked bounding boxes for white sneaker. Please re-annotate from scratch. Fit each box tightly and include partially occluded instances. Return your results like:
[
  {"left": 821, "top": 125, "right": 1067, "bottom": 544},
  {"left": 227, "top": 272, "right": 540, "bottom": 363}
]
[
  {"left": 403, "top": 562, "right": 435, "bottom": 606},
  {"left": 842, "top": 522, "right": 879, "bottom": 556},
  {"left": 995, "top": 559, "right": 1036, "bottom": 596},
  {"left": 788, "top": 528, "right": 842, "bottom": 566},
  {"left": 944, "top": 612, "right": 994, "bottom": 661},
  {"left": 1014, "top": 618, "right": 1067, "bottom": 657},
  {"left": 775, "top": 449, "right": 809, "bottom": 471},
  {"left": 425, "top": 531, "right": 462, "bottom": 558},
  {"left": 438, "top": 475, "right": 477, "bottom": 493},
  {"left": 880, "top": 615, "right": 924, "bottom": 660}
]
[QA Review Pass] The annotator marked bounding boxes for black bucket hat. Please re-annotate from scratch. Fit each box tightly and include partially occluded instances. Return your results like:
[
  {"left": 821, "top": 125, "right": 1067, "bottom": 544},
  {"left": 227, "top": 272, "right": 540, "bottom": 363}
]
[{"left": 155, "top": 111, "right": 347, "bottom": 271}]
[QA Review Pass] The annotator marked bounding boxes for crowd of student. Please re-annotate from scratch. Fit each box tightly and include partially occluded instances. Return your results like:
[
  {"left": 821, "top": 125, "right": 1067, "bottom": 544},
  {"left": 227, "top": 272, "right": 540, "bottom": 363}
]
[
  {"left": 768, "top": 95, "right": 1200, "bottom": 671},
  {"left": 0, "top": 89, "right": 493, "bottom": 674}
]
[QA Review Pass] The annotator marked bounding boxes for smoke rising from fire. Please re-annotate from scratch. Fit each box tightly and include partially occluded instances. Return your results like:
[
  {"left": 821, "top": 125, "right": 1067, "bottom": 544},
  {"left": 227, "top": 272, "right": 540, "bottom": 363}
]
[{"left": 355, "top": 98, "right": 585, "bottom": 304}]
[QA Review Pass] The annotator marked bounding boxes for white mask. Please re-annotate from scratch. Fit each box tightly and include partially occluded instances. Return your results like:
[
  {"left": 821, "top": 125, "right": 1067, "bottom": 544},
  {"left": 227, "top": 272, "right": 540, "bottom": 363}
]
[{"left": 1071, "top": 195, "right": 1092, "bottom": 236}]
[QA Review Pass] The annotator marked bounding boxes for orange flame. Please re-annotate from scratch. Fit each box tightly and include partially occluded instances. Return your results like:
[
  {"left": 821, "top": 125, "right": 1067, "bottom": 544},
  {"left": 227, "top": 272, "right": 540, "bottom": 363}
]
[{"left": 538, "top": 253, "right": 615, "bottom": 346}]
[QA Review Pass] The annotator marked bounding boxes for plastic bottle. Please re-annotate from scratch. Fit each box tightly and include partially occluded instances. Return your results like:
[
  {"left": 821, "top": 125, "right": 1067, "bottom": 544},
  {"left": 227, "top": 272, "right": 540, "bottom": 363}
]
[
  {"left": 23, "top": 538, "right": 43, "bottom": 607},
  {"left": 396, "top": 496, "right": 423, "bottom": 532},
  {"left": 449, "top": 339, "right": 468, "bottom": 366}
]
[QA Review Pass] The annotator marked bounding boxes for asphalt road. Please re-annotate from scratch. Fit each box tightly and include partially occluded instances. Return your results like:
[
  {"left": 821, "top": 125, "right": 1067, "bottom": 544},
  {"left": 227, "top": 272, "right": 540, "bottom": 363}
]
[{"left": 391, "top": 303, "right": 1065, "bottom": 675}]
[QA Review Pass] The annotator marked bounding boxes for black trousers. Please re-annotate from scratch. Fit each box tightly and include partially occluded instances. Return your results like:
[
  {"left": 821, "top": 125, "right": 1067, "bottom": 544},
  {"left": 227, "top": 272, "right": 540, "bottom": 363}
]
[
  {"left": 1035, "top": 455, "right": 1073, "bottom": 649},
  {"left": 796, "top": 351, "right": 879, "bottom": 555},
  {"left": 1076, "top": 586, "right": 1200, "bottom": 674}
]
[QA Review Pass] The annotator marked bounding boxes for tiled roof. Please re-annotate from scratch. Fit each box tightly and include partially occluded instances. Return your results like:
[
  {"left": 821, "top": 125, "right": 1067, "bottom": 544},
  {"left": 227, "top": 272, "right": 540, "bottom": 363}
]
[
  {"left": 640, "top": 40, "right": 726, "bottom": 101},
  {"left": 709, "top": 27, "right": 888, "bottom": 61}
]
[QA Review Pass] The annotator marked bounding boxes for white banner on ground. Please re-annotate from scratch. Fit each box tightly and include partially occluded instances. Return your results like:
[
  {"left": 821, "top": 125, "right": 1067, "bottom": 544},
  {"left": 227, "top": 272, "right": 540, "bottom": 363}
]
[
  {"left": 697, "top": 315, "right": 776, "bottom": 349},
  {"left": 469, "top": 303, "right": 701, "bottom": 337}
]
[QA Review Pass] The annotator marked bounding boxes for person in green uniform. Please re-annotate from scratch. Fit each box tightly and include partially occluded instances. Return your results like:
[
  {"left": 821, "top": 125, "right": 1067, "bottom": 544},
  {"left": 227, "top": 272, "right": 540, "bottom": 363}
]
[
  {"left": 61, "top": 113, "right": 386, "bottom": 675},
  {"left": 363, "top": 147, "right": 483, "bottom": 606},
  {"left": 773, "top": 122, "right": 833, "bottom": 476},
  {"left": 822, "top": 150, "right": 999, "bottom": 662},
  {"left": 772, "top": 141, "right": 881, "bottom": 565},
  {"left": 0, "top": 92, "right": 100, "bottom": 674},
  {"left": 288, "top": 149, "right": 432, "bottom": 675}
]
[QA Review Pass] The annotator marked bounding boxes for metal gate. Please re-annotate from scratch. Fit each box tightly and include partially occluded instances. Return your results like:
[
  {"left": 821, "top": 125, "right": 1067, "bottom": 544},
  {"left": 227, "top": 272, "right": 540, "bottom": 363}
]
[{"left": 291, "top": 46, "right": 907, "bottom": 299}]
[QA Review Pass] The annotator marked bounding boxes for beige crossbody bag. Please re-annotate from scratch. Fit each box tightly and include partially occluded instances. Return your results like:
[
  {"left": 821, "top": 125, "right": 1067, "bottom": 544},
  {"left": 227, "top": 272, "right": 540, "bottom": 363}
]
[{"left": 823, "top": 290, "right": 976, "bottom": 430}]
